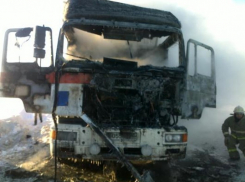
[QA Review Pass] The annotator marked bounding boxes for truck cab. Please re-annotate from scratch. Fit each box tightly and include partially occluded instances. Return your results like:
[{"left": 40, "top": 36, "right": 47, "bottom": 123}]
[{"left": 0, "top": 0, "right": 216, "bottom": 164}]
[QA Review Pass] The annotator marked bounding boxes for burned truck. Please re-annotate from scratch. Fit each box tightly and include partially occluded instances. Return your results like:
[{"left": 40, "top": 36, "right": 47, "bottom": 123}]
[{"left": 0, "top": 0, "right": 215, "bottom": 174}]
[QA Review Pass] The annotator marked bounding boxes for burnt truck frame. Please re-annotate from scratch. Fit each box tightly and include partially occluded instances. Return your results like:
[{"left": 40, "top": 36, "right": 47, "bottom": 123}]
[{"left": 0, "top": 0, "right": 215, "bottom": 169}]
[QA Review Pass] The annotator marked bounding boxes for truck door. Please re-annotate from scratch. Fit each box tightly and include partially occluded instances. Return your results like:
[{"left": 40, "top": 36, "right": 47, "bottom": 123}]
[
  {"left": 182, "top": 39, "right": 216, "bottom": 119},
  {"left": 0, "top": 26, "right": 54, "bottom": 114}
]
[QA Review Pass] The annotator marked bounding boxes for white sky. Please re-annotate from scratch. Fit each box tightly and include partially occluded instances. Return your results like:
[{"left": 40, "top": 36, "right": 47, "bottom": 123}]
[{"left": 0, "top": 0, "right": 244, "bottom": 119}]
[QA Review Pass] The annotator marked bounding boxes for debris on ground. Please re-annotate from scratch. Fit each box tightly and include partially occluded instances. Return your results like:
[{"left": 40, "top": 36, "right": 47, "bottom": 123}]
[{"left": 0, "top": 114, "right": 244, "bottom": 182}]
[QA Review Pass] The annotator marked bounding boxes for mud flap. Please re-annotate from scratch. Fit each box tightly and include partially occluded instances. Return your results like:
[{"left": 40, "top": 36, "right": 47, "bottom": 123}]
[{"left": 81, "top": 113, "right": 154, "bottom": 182}]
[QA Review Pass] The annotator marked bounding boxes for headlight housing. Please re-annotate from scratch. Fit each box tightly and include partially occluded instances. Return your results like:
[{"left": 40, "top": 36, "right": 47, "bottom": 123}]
[
  {"left": 165, "top": 134, "right": 187, "bottom": 143},
  {"left": 165, "top": 134, "right": 173, "bottom": 142},
  {"left": 173, "top": 135, "right": 181, "bottom": 142}
]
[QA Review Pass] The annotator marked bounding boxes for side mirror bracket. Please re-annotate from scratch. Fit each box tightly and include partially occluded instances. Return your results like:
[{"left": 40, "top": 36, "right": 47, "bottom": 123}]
[{"left": 34, "top": 26, "right": 46, "bottom": 59}]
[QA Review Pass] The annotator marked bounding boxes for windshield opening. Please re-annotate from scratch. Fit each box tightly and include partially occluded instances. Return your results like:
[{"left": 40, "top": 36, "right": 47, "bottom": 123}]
[
  {"left": 63, "top": 27, "right": 179, "bottom": 67},
  {"left": 6, "top": 31, "right": 52, "bottom": 67}
]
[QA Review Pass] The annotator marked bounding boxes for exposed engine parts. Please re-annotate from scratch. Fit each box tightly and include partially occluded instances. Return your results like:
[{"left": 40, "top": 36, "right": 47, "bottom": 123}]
[{"left": 82, "top": 63, "right": 181, "bottom": 128}]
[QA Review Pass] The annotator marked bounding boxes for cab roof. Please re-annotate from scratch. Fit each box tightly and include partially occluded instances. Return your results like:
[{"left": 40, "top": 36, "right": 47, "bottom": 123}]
[{"left": 63, "top": 0, "right": 182, "bottom": 40}]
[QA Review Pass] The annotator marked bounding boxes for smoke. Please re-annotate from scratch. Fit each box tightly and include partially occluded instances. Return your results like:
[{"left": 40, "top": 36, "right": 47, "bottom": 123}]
[
  {"left": 171, "top": 1, "right": 245, "bottom": 158},
  {"left": 66, "top": 28, "right": 180, "bottom": 67},
  {"left": 66, "top": 29, "right": 131, "bottom": 61},
  {"left": 109, "top": 0, "right": 245, "bottom": 158}
]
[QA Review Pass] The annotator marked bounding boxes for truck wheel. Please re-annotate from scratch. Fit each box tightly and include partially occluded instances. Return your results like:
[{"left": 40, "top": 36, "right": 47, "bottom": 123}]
[{"left": 103, "top": 161, "right": 134, "bottom": 182}]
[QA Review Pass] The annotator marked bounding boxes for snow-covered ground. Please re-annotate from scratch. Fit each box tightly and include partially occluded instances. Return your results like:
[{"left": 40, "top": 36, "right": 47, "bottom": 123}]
[
  {"left": 0, "top": 110, "right": 53, "bottom": 181},
  {"left": 179, "top": 107, "right": 245, "bottom": 182},
  {"left": 0, "top": 108, "right": 244, "bottom": 182}
]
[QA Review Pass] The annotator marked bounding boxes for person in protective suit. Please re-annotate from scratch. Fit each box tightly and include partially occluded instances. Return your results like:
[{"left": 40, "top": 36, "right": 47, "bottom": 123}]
[{"left": 222, "top": 106, "right": 245, "bottom": 160}]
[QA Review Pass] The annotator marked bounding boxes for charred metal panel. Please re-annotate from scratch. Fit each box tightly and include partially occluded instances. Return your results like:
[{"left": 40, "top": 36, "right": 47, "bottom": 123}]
[
  {"left": 63, "top": 19, "right": 181, "bottom": 40},
  {"left": 181, "top": 39, "right": 216, "bottom": 119},
  {"left": 182, "top": 74, "right": 216, "bottom": 119},
  {"left": 0, "top": 28, "right": 54, "bottom": 113},
  {"left": 63, "top": 0, "right": 183, "bottom": 44},
  {"left": 33, "top": 94, "right": 52, "bottom": 112},
  {"left": 64, "top": 0, "right": 181, "bottom": 28},
  {"left": 0, "top": 70, "right": 52, "bottom": 113},
  {"left": 80, "top": 67, "right": 184, "bottom": 128}
]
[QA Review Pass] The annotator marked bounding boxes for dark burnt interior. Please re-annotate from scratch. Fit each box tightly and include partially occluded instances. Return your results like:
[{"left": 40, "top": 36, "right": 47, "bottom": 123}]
[{"left": 80, "top": 57, "right": 184, "bottom": 128}]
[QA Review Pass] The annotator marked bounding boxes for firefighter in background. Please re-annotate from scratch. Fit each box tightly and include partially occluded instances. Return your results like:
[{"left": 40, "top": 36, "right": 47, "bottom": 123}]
[{"left": 222, "top": 106, "right": 245, "bottom": 160}]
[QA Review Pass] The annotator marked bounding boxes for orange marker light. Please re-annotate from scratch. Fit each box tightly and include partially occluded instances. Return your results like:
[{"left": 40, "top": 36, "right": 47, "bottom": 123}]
[
  {"left": 50, "top": 130, "right": 56, "bottom": 140},
  {"left": 182, "top": 133, "right": 188, "bottom": 142}
]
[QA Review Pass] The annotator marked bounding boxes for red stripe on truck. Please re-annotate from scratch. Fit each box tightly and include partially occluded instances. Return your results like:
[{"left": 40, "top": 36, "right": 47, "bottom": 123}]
[{"left": 46, "top": 72, "right": 92, "bottom": 84}]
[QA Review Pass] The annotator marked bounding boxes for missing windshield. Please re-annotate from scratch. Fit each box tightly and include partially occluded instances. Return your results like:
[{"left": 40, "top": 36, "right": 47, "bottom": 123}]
[{"left": 63, "top": 27, "right": 180, "bottom": 67}]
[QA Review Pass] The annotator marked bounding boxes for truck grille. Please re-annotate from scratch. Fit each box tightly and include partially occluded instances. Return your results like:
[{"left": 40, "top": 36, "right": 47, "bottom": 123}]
[
  {"left": 124, "top": 148, "right": 141, "bottom": 155},
  {"left": 57, "top": 131, "right": 77, "bottom": 141}
]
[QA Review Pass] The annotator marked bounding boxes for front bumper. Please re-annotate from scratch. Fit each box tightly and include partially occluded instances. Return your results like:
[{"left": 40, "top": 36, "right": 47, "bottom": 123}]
[{"left": 50, "top": 124, "right": 187, "bottom": 161}]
